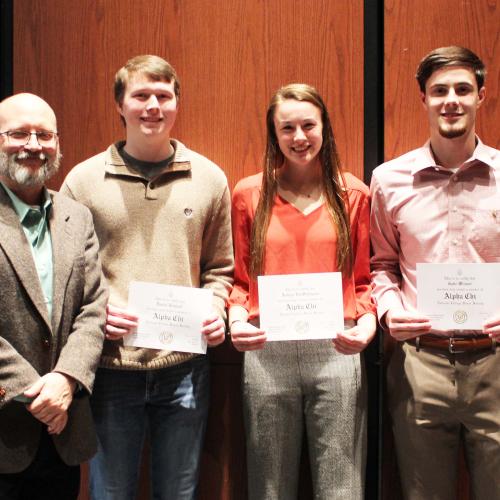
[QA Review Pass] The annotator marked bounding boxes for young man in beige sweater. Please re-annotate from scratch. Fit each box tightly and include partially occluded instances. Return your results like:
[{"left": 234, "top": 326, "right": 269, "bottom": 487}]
[{"left": 61, "top": 55, "right": 233, "bottom": 500}]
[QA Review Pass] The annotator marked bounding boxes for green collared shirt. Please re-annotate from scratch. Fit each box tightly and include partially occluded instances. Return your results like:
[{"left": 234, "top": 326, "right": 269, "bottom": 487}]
[{"left": 1, "top": 182, "right": 53, "bottom": 319}]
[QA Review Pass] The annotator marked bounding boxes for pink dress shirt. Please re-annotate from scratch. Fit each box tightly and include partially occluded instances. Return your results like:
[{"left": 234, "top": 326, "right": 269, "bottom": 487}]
[{"left": 370, "top": 138, "right": 500, "bottom": 326}]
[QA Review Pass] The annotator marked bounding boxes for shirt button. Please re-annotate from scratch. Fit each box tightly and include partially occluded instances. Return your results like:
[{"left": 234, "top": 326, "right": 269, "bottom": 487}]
[
  {"left": 452, "top": 207, "right": 458, "bottom": 213},
  {"left": 452, "top": 177, "right": 459, "bottom": 182},
  {"left": 452, "top": 239, "right": 458, "bottom": 245},
  {"left": 43, "top": 339, "right": 50, "bottom": 348}
]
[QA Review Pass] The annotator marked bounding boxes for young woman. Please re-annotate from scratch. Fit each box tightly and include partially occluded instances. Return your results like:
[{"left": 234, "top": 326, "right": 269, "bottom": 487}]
[{"left": 229, "top": 84, "right": 376, "bottom": 500}]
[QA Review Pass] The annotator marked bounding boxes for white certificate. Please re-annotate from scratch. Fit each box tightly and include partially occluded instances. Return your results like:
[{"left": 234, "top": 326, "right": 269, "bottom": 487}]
[
  {"left": 124, "top": 281, "right": 213, "bottom": 353},
  {"left": 258, "top": 272, "right": 344, "bottom": 341},
  {"left": 417, "top": 263, "right": 500, "bottom": 330}
]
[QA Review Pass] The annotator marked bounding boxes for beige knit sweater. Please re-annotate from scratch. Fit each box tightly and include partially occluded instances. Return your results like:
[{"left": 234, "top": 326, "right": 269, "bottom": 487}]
[{"left": 61, "top": 140, "right": 234, "bottom": 370}]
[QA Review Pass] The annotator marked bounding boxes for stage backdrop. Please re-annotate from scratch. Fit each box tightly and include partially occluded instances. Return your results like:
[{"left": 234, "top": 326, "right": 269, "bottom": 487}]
[
  {"left": 11, "top": 0, "right": 499, "bottom": 498},
  {"left": 13, "top": 1, "right": 364, "bottom": 499}
]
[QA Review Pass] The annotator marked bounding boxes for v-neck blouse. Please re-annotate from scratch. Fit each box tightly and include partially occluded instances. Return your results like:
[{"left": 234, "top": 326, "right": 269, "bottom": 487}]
[{"left": 229, "top": 172, "right": 375, "bottom": 321}]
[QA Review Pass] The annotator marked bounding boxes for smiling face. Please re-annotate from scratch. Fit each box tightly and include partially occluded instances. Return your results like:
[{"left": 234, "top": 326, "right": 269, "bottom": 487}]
[
  {"left": 117, "top": 74, "right": 178, "bottom": 144},
  {"left": 421, "top": 66, "right": 485, "bottom": 140},
  {"left": 0, "top": 93, "right": 61, "bottom": 189},
  {"left": 273, "top": 99, "right": 323, "bottom": 170}
]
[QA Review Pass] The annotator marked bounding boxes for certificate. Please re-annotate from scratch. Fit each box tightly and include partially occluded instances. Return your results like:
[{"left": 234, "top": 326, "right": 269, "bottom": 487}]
[
  {"left": 124, "top": 281, "right": 213, "bottom": 353},
  {"left": 258, "top": 272, "right": 344, "bottom": 341},
  {"left": 417, "top": 263, "right": 500, "bottom": 330}
]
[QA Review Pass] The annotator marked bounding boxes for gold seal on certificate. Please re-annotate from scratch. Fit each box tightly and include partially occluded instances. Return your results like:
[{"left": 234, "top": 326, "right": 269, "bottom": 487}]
[
  {"left": 159, "top": 331, "right": 174, "bottom": 345},
  {"left": 294, "top": 320, "right": 310, "bottom": 335},
  {"left": 124, "top": 281, "right": 213, "bottom": 353},
  {"left": 453, "top": 310, "right": 468, "bottom": 325},
  {"left": 417, "top": 263, "right": 500, "bottom": 330},
  {"left": 258, "top": 272, "right": 344, "bottom": 341}
]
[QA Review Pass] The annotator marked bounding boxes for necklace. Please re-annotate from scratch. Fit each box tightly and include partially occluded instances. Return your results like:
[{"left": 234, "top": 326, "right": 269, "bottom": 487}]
[{"left": 278, "top": 180, "right": 322, "bottom": 199}]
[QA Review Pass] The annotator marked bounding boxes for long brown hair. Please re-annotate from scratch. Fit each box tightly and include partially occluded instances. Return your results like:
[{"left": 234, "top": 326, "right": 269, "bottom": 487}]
[{"left": 249, "top": 83, "right": 353, "bottom": 278}]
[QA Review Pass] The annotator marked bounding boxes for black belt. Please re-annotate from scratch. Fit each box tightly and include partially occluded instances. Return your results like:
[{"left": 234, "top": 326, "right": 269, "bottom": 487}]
[{"left": 407, "top": 335, "right": 496, "bottom": 354}]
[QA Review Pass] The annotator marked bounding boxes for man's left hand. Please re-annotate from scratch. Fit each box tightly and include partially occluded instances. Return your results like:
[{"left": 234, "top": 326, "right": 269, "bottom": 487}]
[
  {"left": 483, "top": 314, "right": 500, "bottom": 340},
  {"left": 24, "top": 372, "right": 76, "bottom": 434},
  {"left": 202, "top": 314, "right": 226, "bottom": 347}
]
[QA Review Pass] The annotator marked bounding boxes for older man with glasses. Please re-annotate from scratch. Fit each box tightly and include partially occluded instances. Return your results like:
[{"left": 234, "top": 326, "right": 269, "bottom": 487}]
[{"left": 0, "top": 93, "right": 108, "bottom": 500}]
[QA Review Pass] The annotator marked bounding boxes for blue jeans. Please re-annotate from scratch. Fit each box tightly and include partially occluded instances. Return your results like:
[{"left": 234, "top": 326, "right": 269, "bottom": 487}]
[{"left": 89, "top": 356, "right": 210, "bottom": 500}]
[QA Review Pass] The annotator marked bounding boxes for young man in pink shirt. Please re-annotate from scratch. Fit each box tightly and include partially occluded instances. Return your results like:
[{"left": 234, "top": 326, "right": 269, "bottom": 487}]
[{"left": 371, "top": 46, "right": 500, "bottom": 499}]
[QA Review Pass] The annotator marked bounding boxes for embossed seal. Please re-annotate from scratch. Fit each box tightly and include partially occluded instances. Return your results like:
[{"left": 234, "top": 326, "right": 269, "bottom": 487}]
[
  {"left": 453, "top": 310, "right": 467, "bottom": 324},
  {"left": 159, "top": 331, "right": 174, "bottom": 345},
  {"left": 294, "top": 320, "right": 310, "bottom": 335}
]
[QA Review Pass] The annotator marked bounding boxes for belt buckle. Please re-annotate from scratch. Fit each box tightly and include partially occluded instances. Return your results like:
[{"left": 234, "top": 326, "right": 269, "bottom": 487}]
[{"left": 449, "top": 337, "right": 465, "bottom": 354}]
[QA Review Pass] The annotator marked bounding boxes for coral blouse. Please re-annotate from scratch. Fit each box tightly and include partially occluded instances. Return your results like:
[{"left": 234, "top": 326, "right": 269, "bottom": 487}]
[{"left": 229, "top": 172, "right": 375, "bottom": 322}]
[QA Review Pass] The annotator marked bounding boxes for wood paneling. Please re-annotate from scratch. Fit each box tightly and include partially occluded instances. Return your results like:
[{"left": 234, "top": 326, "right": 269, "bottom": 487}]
[
  {"left": 12, "top": 2, "right": 364, "bottom": 499},
  {"left": 199, "top": 361, "right": 247, "bottom": 500},
  {"left": 11, "top": 0, "right": 498, "bottom": 498},
  {"left": 13, "top": 0, "right": 365, "bottom": 191},
  {"left": 384, "top": 0, "right": 500, "bottom": 160}
]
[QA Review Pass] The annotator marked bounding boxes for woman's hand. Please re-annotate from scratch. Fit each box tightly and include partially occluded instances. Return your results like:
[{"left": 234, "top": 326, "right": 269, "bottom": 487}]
[
  {"left": 333, "top": 313, "right": 376, "bottom": 355},
  {"left": 230, "top": 321, "right": 267, "bottom": 351}
]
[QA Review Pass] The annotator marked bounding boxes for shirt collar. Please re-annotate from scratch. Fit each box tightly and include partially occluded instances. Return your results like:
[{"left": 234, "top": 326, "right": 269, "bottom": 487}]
[
  {"left": 105, "top": 139, "right": 192, "bottom": 177},
  {"left": 470, "top": 136, "right": 498, "bottom": 168},
  {"left": 411, "top": 136, "right": 494, "bottom": 175},
  {"left": 0, "top": 182, "right": 52, "bottom": 224},
  {"left": 410, "top": 142, "right": 438, "bottom": 175}
]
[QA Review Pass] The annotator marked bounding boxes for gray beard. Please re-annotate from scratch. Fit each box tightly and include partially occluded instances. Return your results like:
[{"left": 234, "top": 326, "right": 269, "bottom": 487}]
[{"left": 0, "top": 150, "right": 62, "bottom": 186}]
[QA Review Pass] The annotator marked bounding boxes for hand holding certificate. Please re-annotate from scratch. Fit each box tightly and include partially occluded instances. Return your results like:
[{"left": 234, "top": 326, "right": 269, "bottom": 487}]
[
  {"left": 124, "top": 281, "right": 213, "bottom": 353},
  {"left": 417, "top": 263, "right": 500, "bottom": 330},
  {"left": 258, "top": 272, "right": 344, "bottom": 341}
]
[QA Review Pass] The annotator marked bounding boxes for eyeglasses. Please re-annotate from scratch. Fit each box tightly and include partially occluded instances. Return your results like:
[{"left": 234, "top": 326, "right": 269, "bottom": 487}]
[{"left": 0, "top": 130, "right": 58, "bottom": 147}]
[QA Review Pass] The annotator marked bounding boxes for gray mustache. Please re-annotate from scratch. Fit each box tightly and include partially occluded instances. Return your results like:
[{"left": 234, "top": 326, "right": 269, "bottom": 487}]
[{"left": 16, "top": 151, "right": 47, "bottom": 161}]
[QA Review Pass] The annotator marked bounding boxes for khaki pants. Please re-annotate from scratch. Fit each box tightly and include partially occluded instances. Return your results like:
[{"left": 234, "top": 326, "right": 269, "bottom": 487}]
[{"left": 387, "top": 342, "right": 500, "bottom": 500}]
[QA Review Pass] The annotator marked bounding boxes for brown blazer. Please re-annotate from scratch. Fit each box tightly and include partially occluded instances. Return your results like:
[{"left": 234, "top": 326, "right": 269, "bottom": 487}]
[{"left": 0, "top": 186, "right": 108, "bottom": 473}]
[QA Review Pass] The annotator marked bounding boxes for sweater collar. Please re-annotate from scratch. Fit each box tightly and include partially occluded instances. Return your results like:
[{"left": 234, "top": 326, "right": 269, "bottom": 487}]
[{"left": 105, "top": 139, "right": 192, "bottom": 177}]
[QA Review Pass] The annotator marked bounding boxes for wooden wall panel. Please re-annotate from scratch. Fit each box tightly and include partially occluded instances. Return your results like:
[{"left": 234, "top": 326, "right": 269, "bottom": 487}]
[
  {"left": 13, "top": 0, "right": 365, "bottom": 191},
  {"left": 384, "top": 1, "right": 500, "bottom": 499},
  {"left": 384, "top": 0, "right": 500, "bottom": 160},
  {"left": 12, "top": 1, "right": 364, "bottom": 499}
]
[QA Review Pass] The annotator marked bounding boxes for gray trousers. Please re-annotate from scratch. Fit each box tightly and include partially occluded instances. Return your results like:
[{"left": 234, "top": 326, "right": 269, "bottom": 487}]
[{"left": 243, "top": 339, "right": 367, "bottom": 500}]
